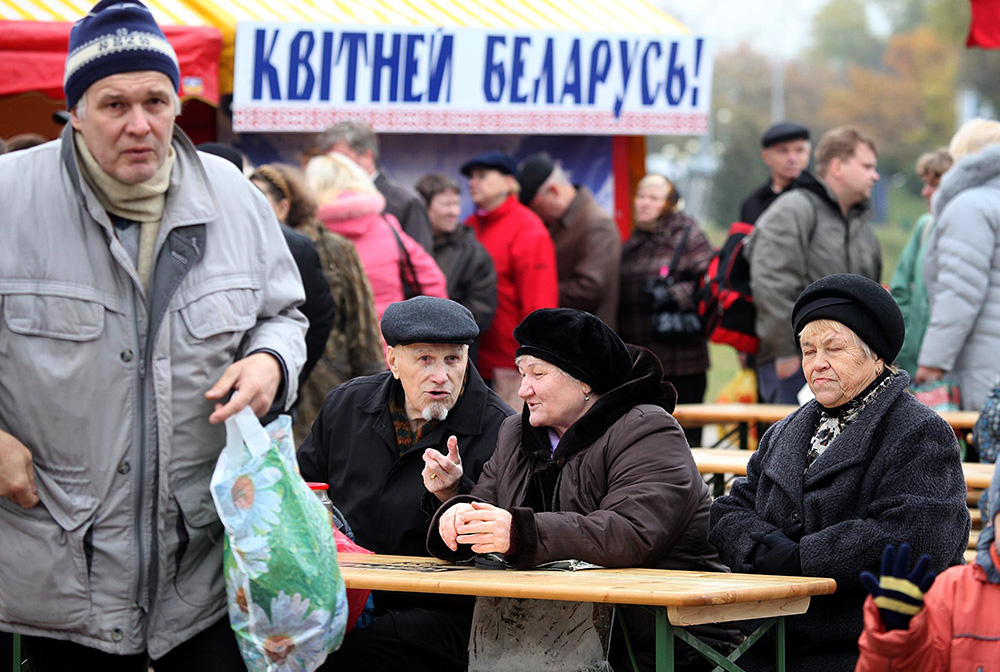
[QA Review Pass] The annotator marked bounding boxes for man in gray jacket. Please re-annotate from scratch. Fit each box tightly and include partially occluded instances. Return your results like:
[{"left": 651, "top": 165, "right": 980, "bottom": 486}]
[
  {"left": 747, "top": 126, "right": 882, "bottom": 403},
  {"left": 0, "top": 1, "right": 307, "bottom": 670}
]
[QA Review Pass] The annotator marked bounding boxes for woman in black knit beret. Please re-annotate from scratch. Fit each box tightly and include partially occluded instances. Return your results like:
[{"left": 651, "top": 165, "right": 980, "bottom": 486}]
[{"left": 709, "top": 273, "right": 971, "bottom": 671}]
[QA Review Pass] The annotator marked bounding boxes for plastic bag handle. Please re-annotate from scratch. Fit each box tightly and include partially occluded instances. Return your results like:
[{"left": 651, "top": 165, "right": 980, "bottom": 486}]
[{"left": 224, "top": 406, "right": 271, "bottom": 458}]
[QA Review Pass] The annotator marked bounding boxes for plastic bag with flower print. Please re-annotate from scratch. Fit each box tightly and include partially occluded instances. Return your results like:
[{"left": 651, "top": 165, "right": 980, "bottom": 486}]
[{"left": 212, "top": 408, "right": 348, "bottom": 672}]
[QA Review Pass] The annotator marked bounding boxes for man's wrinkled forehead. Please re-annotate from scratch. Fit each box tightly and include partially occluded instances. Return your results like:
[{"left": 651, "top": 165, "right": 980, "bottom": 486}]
[{"left": 87, "top": 70, "right": 174, "bottom": 102}]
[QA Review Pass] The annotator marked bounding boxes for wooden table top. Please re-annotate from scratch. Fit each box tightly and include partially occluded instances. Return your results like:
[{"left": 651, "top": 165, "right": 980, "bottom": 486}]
[
  {"left": 337, "top": 553, "right": 836, "bottom": 610},
  {"left": 691, "top": 447, "right": 994, "bottom": 489},
  {"left": 673, "top": 403, "right": 980, "bottom": 431}
]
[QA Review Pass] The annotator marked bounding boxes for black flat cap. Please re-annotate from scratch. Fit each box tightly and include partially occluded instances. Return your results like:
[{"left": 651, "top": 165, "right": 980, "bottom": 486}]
[
  {"left": 381, "top": 296, "right": 479, "bottom": 346},
  {"left": 460, "top": 151, "right": 517, "bottom": 177},
  {"left": 517, "top": 153, "right": 555, "bottom": 205},
  {"left": 514, "top": 308, "right": 631, "bottom": 394},
  {"left": 792, "top": 274, "right": 904, "bottom": 363},
  {"left": 762, "top": 122, "right": 810, "bottom": 148}
]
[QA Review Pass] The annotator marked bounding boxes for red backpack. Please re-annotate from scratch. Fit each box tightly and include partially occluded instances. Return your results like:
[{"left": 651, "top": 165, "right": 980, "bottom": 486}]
[{"left": 697, "top": 221, "right": 759, "bottom": 354}]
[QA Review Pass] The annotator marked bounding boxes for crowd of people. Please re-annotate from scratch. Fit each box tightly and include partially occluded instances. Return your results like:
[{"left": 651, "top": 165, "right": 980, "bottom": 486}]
[{"left": 2, "top": 1, "right": 1000, "bottom": 672}]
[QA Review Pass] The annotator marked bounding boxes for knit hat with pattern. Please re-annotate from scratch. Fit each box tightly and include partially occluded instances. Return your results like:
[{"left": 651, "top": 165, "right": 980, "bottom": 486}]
[{"left": 64, "top": 0, "right": 179, "bottom": 111}]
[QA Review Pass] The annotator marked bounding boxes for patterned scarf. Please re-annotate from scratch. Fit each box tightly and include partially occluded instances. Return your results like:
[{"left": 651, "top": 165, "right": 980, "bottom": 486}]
[
  {"left": 388, "top": 368, "right": 469, "bottom": 456},
  {"left": 806, "top": 370, "right": 896, "bottom": 469}
]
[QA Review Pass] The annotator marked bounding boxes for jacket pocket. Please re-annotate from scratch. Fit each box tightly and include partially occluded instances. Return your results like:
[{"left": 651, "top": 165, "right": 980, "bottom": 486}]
[
  {"left": 171, "top": 476, "right": 225, "bottom": 609},
  {"left": 0, "top": 489, "right": 98, "bottom": 628},
  {"left": 178, "top": 286, "right": 259, "bottom": 340},
  {"left": 2, "top": 292, "right": 104, "bottom": 340}
]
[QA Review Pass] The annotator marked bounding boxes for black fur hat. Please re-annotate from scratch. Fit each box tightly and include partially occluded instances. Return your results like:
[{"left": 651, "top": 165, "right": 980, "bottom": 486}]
[{"left": 514, "top": 308, "right": 631, "bottom": 393}]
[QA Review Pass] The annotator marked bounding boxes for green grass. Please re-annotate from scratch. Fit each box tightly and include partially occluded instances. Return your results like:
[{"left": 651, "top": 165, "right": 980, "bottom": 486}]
[{"left": 701, "top": 190, "right": 925, "bottom": 401}]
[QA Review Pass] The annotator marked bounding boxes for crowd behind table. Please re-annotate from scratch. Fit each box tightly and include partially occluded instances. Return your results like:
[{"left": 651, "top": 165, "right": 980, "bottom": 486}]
[{"left": 2, "top": 2, "right": 1000, "bottom": 670}]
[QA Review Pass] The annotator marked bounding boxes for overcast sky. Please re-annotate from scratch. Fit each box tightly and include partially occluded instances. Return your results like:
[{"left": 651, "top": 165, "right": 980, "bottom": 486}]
[{"left": 657, "top": 0, "right": 833, "bottom": 59}]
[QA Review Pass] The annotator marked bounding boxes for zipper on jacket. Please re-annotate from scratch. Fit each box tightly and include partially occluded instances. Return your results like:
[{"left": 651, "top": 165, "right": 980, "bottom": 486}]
[{"left": 131, "top": 291, "right": 148, "bottom": 610}]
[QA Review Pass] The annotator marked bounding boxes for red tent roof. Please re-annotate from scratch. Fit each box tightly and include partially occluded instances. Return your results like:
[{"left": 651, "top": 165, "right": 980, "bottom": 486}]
[{"left": 0, "top": 21, "right": 221, "bottom": 104}]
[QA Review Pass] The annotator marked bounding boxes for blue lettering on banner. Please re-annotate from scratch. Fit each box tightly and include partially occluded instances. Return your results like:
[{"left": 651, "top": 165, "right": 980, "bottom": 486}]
[
  {"left": 641, "top": 41, "right": 662, "bottom": 105},
  {"left": 337, "top": 32, "right": 368, "bottom": 102},
  {"left": 510, "top": 36, "right": 530, "bottom": 104},
  {"left": 484, "top": 35, "right": 506, "bottom": 103},
  {"left": 426, "top": 32, "right": 453, "bottom": 103},
  {"left": 665, "top": 41, "right": 686, "bottom": 105},
  {"left": 252, "top": 28, "right": 281, "bottom": 100},
  {"left": 615, "top": 40, "right": 639, "bottom": 118},
  {"left": 403, "top": 34, "right": 424, "bottom": 102},
  {"left": 533, "top": 38, "right": 556, "bottom": 104},
  {"left": 237, "top": 24, "right": 707, "bottom": 123},
  {"left": 560, "top": 39, "right": 581, "bottom": 104},
  {"left": 372, "top": 33, "right": 401, "bottom": 102},
  {"left": 588, "top": 40, "right": 610, "bottom": 105},
  {"left": 319, "top": 31, "right": 334, "bottom": 101},
  {"left": 288, "top": 31, "right": 316, "bottom": 101}
]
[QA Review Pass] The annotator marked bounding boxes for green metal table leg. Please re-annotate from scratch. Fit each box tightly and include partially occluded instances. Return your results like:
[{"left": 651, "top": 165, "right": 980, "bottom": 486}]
[
  {"left": 655, "top": 607, "right": 674, "bottom": 672},
  {"left": 13, "top": 634, "right": 19, "bottom": 672},
  {"left": 775, "top": 616, "right": 786, "bottom": 672}
]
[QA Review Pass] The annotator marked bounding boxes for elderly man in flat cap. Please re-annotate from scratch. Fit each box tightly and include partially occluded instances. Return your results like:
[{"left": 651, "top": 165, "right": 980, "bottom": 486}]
[
  {"left": 460, "top": 151, "right": 558, "bottom": 405},
  {"left": 518, "top": 153, "right": 622, "bottom": 329},
  {"left": 740, "top": 121, "right": 812, "bottom": 224},
  {"left": 299, "top": 296, "right": 513, "bottom": 672},
  {"left": 0, "top": 0, "right": 307, "bottom": 670}
]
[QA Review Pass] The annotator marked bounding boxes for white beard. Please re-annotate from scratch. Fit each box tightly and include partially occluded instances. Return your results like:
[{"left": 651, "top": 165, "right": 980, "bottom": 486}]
[{"left": 422, "top": 402, "right": 450, "bottom": 422}]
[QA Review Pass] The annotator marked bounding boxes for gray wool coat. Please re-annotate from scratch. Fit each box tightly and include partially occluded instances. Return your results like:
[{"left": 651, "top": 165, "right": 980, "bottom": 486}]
[
  {"left": 709, "top": 372, "right": 970, "bottom": 672},
  {"left": 920, "top": 144, "right": 1000, "bottom": 410}
]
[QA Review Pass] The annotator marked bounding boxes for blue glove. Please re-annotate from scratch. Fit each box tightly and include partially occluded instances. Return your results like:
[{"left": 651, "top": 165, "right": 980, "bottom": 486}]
[{"left": 860, "top": 543, "right": 936, "bottom": 631}]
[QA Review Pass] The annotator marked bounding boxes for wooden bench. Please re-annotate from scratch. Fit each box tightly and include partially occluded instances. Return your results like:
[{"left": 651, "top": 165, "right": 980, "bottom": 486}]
[
  {"left": 691, "top": 448, "right": 993, "bottom": 564},
  {"left": 676, "top": 404, "right": 981, "bottom": 450}
]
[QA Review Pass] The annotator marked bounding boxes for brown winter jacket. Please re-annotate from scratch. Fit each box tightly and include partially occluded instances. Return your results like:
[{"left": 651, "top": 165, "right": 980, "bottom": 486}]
[{"left": 427, "top": 347, "right": 740, "bottom": 666}]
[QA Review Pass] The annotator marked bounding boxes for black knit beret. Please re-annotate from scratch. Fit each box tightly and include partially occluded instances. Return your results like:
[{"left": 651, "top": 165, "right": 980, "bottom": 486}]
[
  {"left": 791, "top": 274, "right": 905, "bottom": 363},
  {"left": 517, "top": 153, "right": 555, "bottom": 205},
  {"left": 381, "top": 296, "right": 479, "bottom": 346},
  {"left": 513, "top": 308, "right": 631, "bottom": 393}
]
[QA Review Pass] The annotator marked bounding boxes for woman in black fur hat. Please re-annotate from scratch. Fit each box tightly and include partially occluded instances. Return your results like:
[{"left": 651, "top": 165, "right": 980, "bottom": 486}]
[
  {"left": 427, "top": 308, "right": 740, "bottom": 671},
  {"left": 709, "top": 273, "right": 971, "bottom": 671}
]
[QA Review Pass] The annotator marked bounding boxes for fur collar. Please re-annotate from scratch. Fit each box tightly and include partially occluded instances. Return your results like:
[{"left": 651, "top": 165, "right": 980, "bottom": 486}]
[
  {"left": 519, "top": 346, "right": 677, "bottom": 463},
  {"left": 933, "top": 144, "right": 1000, "bottom": 216},
  {"left": 317, "top": 191, "right": 386, "bottom": 223}
]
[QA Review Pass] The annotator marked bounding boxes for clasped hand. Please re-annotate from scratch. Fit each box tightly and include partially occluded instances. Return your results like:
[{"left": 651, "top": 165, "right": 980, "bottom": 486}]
[{"left": 438, "top": 501, "right": 512, "bottom": 554}]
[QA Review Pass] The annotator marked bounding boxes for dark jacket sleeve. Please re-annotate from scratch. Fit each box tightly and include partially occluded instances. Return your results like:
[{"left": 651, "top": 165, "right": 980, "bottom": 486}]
[
  {"left": 512, "top": 408, "right": 706, "bottom": 570},
  {"left": 709, "top": 427, "right": 783, "bottom": 571},
  {"left": 282, "top": 228, "right": 336, "bottom": 386},
  {"left": 296, "top": 393, "right": 331, "bottom": 483},
  {"left": 464, "top": 240, "right": 498, "bottom": 335}
]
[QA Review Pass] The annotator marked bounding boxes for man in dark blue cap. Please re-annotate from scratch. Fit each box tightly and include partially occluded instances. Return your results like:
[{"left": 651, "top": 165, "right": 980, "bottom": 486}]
[
  {"left": 460, "top": 151, "right": 558, "bottom": 405},
  {"left": 739, "top": 121, "right": 811, "bottom": 224},
  {"left": 299, "top": 296, "right": 513, "bottom": 672}
]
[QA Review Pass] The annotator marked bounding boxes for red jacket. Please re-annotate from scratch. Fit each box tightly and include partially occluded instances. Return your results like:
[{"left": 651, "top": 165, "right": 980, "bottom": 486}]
[
  {"left": 467, "top": 195, "right": 558, "bottom": 379},
  {"left": 856, "top": 550, "right": 1000, "bottom": 671}
]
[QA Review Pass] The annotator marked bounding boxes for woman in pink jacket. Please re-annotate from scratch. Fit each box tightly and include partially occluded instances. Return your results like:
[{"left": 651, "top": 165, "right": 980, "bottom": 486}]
[
  {"left": 306, "top": 153, "right": 448, "bottom": 355},
  {"left": 856, "top": 466, "right": 1000, "bottom": 671}
]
